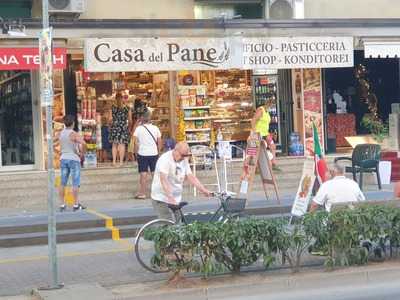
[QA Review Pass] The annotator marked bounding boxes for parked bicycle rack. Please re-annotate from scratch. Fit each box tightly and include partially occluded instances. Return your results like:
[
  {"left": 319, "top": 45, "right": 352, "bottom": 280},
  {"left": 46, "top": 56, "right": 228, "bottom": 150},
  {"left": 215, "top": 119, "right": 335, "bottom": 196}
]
[
  {"left": 190, "top": 145, "right": 220, "bottom": 196},
  {"left": 190, "top": 143, "right": 245, "bottom": 196},
  {"left": 218, "top": 144, "right": 245, "bottom": 193}
]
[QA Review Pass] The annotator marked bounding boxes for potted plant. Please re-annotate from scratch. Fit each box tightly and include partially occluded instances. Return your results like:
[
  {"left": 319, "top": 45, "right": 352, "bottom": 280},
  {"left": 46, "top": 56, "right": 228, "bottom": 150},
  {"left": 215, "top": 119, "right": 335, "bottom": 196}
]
[
  {"left": 361, "top": 114, "right": 389, "bottom": 145},
  {"left": 361, "top": 114, "right": 391, "bottom": 185}
]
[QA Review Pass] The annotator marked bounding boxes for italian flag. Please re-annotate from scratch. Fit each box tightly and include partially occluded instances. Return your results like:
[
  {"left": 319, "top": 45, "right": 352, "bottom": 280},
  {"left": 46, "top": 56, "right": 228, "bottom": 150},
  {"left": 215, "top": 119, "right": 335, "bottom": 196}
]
[{"left": 313, "top": 122, "right": 328, "bottom": 184}]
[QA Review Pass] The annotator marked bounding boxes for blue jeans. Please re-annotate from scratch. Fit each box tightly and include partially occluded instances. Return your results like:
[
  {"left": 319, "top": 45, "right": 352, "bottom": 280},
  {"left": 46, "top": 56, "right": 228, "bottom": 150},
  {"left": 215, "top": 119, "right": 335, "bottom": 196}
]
[{"left": 60, "top": 159, "right": 81, "bottom": 187}]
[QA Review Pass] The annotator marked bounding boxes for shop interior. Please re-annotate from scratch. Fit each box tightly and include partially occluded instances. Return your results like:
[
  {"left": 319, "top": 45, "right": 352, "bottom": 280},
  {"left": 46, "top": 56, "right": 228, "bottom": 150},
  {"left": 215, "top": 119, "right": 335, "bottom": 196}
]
[
  {"left": 69, "top": 62, "right": 283, "bottom": 167},
  {"left": 324, "top": 50, "right": 400, "bottom": 153},
  {"left": 0, "top": 70, "right": 35, "bottom": 167}
]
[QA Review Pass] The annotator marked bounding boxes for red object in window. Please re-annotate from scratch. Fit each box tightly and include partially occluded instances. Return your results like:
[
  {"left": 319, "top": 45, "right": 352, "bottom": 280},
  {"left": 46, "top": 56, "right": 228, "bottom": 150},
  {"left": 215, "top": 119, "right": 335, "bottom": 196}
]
[{"left": 327, "top": 113, "right": 356, "bottom": 147}]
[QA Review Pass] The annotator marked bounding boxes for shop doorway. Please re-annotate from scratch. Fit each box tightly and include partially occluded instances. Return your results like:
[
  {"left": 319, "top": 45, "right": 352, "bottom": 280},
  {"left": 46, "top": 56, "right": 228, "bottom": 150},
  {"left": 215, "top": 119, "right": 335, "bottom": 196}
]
[
  {"left": 324, "top": 50, "right": 400, "bottom": 153},
  {"left": 0, "top": 71, "right": 35, "bottom": 170}
]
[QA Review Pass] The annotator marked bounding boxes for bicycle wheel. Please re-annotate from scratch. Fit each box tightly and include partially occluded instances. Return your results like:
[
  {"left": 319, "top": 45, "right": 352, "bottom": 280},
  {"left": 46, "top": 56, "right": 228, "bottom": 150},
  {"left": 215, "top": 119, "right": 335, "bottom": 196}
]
[{"left": 135, "top": 219, "right": 175, "bottom": 273}]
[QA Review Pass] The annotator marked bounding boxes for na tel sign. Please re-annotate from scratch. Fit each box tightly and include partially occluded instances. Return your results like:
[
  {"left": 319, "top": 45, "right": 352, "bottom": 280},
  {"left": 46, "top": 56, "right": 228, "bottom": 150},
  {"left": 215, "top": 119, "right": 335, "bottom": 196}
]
[{"left": 0, "top": 47, "right": 67, "bottom": 70}]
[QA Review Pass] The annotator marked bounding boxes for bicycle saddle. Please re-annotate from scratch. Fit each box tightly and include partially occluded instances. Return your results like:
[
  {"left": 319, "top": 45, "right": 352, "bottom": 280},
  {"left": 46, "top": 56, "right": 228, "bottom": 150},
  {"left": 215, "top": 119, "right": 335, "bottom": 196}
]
[{"left": 168, "top": 201, "right": 188, "bottom": 211}]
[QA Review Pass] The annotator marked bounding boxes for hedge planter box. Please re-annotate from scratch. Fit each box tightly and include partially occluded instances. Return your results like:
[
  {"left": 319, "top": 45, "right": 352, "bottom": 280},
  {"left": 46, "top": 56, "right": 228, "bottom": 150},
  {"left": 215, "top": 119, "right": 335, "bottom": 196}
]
[{"left": 144, "top": 204, "right": 400, "bottom": 278}]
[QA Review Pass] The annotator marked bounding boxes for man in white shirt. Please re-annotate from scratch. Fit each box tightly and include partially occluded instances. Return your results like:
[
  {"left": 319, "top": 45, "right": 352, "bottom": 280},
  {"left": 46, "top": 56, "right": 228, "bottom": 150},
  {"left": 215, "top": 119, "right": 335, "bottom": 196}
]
[
  {"left": 310, "top": 163, "right": 366, "bottom": 212},
  {"left": 151, "top": 142, "right": 212, "bottom": 221},
  {"left": 133, "top": 111, "right": 162, "bottom": 199}
]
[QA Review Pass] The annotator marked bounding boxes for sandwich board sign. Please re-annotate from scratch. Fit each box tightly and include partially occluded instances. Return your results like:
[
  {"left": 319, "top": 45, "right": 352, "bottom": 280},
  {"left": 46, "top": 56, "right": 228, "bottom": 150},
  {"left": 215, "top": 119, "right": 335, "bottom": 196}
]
[
  {"left": 291, "top": 157, "right": 316, "bottom": 217},
  {"left": 238, "top": 133, "right": 280, "bottom": 203}
]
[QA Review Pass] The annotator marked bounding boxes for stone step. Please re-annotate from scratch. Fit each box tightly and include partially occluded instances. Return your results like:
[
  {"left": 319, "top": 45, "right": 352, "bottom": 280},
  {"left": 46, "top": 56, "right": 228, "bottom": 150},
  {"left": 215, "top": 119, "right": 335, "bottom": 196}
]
[
  {"left": 0, "top": 174, "right": 302, "bottom": 195},
  {"left": 0, "top": 165, "right": 304, "bottom": 190},
  {"left": 0, "top": 204, "right": 293, "bottom": 247},
  {"left": 0, "top": 169, "right": 381, "bottom": 200}
]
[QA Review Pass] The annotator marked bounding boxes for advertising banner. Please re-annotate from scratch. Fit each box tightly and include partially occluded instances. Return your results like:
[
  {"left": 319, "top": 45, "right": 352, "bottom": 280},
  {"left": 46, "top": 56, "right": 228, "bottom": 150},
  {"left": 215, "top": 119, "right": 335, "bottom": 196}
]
[
  {"left": 39, "top": 27, "right": 54, "bottom": 107},
  {"left": 291, "top": 157, "right": 316, "bottom": 217},
  {"left": 243, "top": 37, "right": 353, "bottom": 69},
  {"left": 302, "top": 68, "right": 324, "bottom": 156},
  {"left": 0, "top": 47, "right": 66, "bottom": 70},
  {"left": 85, "top": 37, "right": 242, "bottom": 72}
]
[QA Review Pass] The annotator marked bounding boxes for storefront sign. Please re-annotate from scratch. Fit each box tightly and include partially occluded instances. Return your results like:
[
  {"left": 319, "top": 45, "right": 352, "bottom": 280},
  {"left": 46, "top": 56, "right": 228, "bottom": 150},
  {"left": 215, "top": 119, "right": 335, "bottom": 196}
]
[
  {"left": 85, "top": 37, "right": 354, "bottom": 72},
  {"left": 85, "top": 38, "right": 242, "bottom": 72},
  {"left": 243, "top": 37, "right": 354, "bottom": 69},
  {"left": 0, "top": 47, "right": 66, "bottom": 70}
]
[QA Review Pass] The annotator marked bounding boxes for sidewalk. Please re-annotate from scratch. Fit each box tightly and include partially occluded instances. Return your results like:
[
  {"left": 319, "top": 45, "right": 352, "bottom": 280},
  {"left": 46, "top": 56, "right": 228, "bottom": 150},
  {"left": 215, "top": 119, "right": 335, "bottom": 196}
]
[
  {"left": 0, "top": 187, "right": 396, "bottom": 248},
  {"left": 20, "top": 261, "right": 400, "bottom": 300},
  {"left": 0, "top": 184, "right": 395, "bottom": 218},
  {"left": 0, "top": 188, "right": 395, "bottom": 232}
]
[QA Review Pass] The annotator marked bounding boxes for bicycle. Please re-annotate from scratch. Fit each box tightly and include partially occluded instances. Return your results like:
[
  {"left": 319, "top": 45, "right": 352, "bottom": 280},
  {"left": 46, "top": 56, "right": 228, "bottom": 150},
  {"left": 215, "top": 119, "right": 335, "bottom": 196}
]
[{"left": 134, "top": 192, "right": 246, "bottom": 273}]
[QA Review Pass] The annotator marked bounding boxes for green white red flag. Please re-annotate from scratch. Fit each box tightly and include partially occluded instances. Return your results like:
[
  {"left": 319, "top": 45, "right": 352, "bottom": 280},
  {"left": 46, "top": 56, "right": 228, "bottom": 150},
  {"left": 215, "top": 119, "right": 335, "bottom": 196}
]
[{"left": 313, "top": 122, "right": 328, "bottom": 184}]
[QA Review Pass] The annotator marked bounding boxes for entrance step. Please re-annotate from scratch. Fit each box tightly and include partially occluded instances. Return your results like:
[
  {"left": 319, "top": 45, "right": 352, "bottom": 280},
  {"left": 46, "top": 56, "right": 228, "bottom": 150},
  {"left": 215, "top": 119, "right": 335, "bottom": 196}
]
[{"left": 0, "top": 202, "right": 292, "bottom": 247}]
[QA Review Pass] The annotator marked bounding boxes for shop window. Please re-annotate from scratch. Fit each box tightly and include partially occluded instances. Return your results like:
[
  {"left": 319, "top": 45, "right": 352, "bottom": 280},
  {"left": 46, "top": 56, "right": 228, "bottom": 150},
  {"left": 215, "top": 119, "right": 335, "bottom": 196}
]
[{"left": 0, "top": 71, "right": 35, "bottom": 166}]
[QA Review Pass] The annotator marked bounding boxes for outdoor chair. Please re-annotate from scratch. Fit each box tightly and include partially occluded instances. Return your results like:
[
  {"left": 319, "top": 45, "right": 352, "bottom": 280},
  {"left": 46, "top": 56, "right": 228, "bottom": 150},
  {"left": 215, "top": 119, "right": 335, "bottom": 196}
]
[{"left": 334, "top": 143, "right": 381, "bottom": 190}]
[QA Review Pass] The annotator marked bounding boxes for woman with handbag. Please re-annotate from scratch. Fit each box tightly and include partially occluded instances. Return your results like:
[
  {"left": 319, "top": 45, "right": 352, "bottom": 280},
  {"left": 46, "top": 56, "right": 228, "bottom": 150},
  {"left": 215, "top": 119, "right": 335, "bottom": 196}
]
[{"left": 132, "top": 111, "right": 162, "bottom": 199}]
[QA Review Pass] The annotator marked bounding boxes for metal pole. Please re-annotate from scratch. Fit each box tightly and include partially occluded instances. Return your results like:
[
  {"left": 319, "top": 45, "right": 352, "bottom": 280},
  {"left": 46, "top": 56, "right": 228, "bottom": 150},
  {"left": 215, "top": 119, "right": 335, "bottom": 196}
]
[{"left": 42, "top": 0, "right": 60, "bottom": 289}]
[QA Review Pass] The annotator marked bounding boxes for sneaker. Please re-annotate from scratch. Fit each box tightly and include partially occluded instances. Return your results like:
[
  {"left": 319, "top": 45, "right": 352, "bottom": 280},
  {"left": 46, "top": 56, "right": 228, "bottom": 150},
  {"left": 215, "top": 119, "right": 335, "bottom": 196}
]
[
  {"left": 73, "top": 203, "right": 86, "bottom": 211},
  {"left": 59, "top": 204, "right": 67, "bottom": 212}
]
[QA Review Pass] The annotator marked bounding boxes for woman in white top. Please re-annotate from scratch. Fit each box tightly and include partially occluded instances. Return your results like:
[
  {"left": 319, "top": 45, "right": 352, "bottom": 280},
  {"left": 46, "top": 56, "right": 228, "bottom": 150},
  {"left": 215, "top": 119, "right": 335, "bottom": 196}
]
[{"left": 132, "top": 111, "right": 162, "bottom": 199}]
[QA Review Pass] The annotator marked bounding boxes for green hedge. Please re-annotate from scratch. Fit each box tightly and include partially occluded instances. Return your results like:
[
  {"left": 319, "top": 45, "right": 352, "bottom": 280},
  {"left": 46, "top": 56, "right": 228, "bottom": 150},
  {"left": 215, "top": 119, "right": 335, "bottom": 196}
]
[{"left": 144, "top": 204, "right": 400, "bottom": 277}]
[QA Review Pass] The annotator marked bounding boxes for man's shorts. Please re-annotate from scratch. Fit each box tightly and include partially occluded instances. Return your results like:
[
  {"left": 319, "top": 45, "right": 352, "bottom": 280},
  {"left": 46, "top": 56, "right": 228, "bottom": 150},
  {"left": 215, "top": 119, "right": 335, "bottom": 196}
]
[
  {"left": 60, "top": 159, "right": 81, "bottom": 187},
  {"left": 137, "top": 155, "right": 158, "bottom": 173}
]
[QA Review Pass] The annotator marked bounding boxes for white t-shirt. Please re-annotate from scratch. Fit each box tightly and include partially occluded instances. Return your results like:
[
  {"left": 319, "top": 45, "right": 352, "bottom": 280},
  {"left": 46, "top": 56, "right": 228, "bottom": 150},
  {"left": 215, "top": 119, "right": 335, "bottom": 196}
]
[
  {"left": 133, "top": 124, "right": 161, "bottom": 156},
  {"left": 312, "top": 176, "right": 366, "bottom": 212},
  {"left": 151, "top": 150, "right": 192, "bottom": 203}
]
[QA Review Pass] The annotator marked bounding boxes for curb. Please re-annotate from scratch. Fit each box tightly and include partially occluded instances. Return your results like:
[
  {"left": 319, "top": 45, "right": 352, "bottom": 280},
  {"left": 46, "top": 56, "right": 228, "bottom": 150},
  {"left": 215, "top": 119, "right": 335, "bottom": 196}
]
[
  {"left": 110, "top": 262, "right": 400, "bottom": 300},
  {"left": 29, "top": 262, "right": 400, "bottom": 300}
]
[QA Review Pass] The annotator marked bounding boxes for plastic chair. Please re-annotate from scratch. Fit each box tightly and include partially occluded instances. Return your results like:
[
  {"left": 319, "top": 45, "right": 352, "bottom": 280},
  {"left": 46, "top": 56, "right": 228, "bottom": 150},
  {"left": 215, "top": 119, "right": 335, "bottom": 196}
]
[{"left": 334, "top": 143, "right": 382, "bottom": 190}]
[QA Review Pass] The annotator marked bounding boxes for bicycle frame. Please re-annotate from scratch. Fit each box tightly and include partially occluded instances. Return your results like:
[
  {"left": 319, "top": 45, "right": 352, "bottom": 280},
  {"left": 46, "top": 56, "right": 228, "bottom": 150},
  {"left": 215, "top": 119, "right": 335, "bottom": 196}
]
[{"left": 177, "top": 194, "right": 238, "bottom": 225}]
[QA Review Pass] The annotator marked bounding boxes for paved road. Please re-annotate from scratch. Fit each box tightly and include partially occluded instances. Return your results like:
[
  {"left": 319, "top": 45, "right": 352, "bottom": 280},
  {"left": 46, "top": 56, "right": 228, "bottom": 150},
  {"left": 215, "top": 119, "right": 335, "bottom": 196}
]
[
  {"left": 0, "top": 238, "right": 399, "bottom": 299},
  {"left": 0, "top": 239, "right": 166, "bottom": 297},
  {"left": 0, "top": 237, "right": 325, "bottom": 297}
]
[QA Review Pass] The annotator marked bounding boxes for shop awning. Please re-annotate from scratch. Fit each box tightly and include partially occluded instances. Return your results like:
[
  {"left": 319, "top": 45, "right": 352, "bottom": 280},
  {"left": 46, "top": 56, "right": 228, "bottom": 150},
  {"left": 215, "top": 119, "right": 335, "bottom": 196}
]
[{"left": 364, "top": 41, "right": 400, "bottom": 58}]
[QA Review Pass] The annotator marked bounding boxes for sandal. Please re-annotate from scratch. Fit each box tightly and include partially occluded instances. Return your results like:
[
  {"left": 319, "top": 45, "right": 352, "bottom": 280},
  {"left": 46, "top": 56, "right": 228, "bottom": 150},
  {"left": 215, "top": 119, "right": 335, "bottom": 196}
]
[{"left": 134, "top": 194, "right": 146, "bottom": 199}]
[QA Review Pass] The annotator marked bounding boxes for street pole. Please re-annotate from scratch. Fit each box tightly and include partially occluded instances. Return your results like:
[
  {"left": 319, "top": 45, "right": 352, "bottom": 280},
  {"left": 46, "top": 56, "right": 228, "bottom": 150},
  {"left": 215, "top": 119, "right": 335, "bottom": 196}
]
[{"left": 40, "top": 0, "right": 61, "bottom": 289}]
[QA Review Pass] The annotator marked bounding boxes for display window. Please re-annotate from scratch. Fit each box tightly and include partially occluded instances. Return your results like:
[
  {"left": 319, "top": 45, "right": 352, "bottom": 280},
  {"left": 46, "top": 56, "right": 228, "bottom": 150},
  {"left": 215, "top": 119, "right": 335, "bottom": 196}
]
[
  {"left": 71, "top": 63, "right": 292, "bottom": 167},
  {"left": 0, "top": 71, "right": 35, "bottom": 168},
  {"left": 73, "top": 68, "right": 172, "bottom": 166}
]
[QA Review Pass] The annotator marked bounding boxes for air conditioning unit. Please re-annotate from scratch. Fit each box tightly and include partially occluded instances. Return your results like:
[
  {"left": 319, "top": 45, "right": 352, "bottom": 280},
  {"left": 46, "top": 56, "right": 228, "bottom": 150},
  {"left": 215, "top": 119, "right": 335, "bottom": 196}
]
[
  {"left": 266, "top": 0, "right": 304, "bottom": 19},
  {"left": 49, "top": 0, "right": 85, "bottom": 14}
]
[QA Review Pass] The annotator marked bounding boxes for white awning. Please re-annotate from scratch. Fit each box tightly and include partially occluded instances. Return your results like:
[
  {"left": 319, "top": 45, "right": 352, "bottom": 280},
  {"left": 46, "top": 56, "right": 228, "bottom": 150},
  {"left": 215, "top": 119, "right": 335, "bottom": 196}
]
[{"left": 364, "top": 41, "right": 400, "bottom": 58}]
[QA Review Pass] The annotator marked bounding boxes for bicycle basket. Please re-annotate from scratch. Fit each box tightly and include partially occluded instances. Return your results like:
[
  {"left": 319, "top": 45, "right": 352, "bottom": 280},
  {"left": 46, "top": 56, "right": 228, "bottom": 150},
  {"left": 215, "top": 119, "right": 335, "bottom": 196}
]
[{"left": 224, "top": 197, "right": 247, "bottom": 213}]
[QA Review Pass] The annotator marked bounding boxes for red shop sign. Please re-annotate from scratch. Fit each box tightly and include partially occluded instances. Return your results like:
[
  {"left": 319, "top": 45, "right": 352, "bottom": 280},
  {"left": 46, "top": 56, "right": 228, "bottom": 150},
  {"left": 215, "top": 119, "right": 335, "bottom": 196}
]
[{"left": 0, "top": 47, "right": 67, "bottom": 70}]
